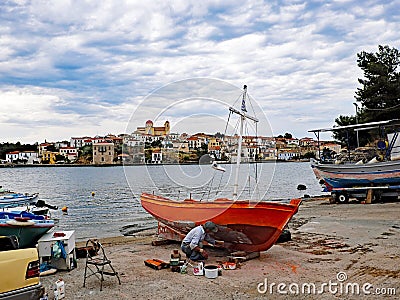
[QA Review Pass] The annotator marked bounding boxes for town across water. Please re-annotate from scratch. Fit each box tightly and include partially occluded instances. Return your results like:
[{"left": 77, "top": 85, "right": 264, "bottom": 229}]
[{"left": 0, "top": 162, "right": 326, "bottom": 241}]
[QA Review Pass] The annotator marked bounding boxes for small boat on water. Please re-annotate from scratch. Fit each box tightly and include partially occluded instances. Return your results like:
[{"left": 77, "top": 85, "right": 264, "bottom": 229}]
[
  {"left": 0, "top": 192, "right": 39, "bottom": 207},
  {"left": 0, "top": 211, "right": 54, "bottom": 248},
  {"left": 141, "top": 85, "right": 302, "bottom": 252},
  {"left": 0, "top": 189, "right": 58, "bottom": 216}
]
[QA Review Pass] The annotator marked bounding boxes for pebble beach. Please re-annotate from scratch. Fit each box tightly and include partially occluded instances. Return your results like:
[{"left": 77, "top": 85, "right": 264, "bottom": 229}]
[{"left": 39, "top": 198, "right": 400, "bottom": 299}]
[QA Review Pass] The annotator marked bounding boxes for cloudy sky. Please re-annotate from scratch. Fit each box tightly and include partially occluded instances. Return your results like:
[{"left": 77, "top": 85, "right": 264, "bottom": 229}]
[{"left": 0, "top": 0, "right": 399, "bottom": 143}]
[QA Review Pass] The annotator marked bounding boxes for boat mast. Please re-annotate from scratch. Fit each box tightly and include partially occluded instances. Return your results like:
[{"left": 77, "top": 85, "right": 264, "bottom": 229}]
[{"left": 230, "top": 85, "right": 258, "bottom": 198}]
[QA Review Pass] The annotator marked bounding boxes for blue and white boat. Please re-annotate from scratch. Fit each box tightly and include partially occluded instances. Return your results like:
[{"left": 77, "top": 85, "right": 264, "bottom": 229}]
[
  {"left": 311, "top": 158, "right": 400, "bottom": 188},
  {"left": 0, "top": 211, "right": 54, "bottom": 248},
  {"left": 0, "top": 193, "right": 39, "bottom": 208},
  {"left": 310, "top": 119, "right": 400, "bottom": 189}
]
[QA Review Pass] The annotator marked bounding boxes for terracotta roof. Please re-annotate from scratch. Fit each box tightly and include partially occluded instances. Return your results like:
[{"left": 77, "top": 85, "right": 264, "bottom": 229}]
[
  {"left": 7, "top": 151, "right": 20, "bottom": 154},
  {"left": 209, "top": 146, "right": 221, "bottom": 150},
  {"left": 93, "top": 142, "right": 114, "bottom": 145}
]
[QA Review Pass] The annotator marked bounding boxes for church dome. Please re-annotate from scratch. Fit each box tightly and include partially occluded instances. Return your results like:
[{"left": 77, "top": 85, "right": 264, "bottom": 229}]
[{"left": 146, "top": 120, "right": 153, "bottom": 125}]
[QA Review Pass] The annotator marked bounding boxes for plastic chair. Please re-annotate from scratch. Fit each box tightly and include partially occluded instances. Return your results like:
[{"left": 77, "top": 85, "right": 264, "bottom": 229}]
[{"left": 83, "top": 239, "right": 121, "bottom": 291}]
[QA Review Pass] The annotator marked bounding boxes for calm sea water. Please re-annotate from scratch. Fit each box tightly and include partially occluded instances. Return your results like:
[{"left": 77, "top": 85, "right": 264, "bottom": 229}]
[{"left": 0, "top": 162, "right": 326, "bottom": 241}]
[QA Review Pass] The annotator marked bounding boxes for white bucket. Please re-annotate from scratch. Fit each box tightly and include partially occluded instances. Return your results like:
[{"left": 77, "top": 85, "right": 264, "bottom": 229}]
[{"left": 204, "top": 265, "right": 218, "bottom": 279}]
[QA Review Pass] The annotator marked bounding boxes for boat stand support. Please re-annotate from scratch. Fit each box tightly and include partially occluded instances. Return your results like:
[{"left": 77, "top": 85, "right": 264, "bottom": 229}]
[
  {"left": 366, "top": 189, "right": 373, "bottom": 204},
  {"left": 227, "top": 251, "right": 260, "bottom": 263}
]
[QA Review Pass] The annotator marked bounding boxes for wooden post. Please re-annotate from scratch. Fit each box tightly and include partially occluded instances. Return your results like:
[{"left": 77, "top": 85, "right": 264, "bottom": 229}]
[{"left": 366, "top": 189, "right": 373, "bottom": 204}]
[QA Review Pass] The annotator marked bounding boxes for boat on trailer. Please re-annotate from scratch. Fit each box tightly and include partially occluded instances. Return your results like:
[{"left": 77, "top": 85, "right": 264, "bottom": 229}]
[
  {"left": 141, "top": 85, "right": 302, "bottom": 252},
  {"left": 309, "top": 120, "right": 400, "bottom": 202}
]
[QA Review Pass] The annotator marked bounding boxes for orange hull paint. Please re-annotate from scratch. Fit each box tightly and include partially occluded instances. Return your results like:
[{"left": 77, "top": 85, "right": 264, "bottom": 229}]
[{"left": 140, "top": 193, "right": 301, "bottom": 252}]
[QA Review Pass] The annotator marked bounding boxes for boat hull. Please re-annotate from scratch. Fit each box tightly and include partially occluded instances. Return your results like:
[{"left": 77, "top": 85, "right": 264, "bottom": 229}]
[
  {"left": 0, "top": 193, "right": 39, "bottom": 208},
  {"left": 0, "top": 211, "right": 54, "bottom": 248},
  {"left": 311, "top": 159, "right": 400, "bottom": 188},
  {"left": 141, "top": 193, "right": 301, "bottom": 252},
  {"left": 0, "top": 221, "right": 54, "bottom": 248}
]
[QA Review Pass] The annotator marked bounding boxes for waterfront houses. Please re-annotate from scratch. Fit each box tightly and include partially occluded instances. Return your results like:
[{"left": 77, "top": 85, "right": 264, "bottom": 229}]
[
  {"left": 59, "top": 147, "right": 78, "bottom": 162},
  {"left": 1, "top": 119, "right": 336, "bottom": 165},
  {"left": 92, "top": 142, "right": 115, "bottom": 164},
  {"left": 5, "top": 151, "right": 39, "bottom": 164}
]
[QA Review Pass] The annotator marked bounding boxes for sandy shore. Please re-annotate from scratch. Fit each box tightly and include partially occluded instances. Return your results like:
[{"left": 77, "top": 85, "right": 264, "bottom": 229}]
[{"left": 40, "top": 198, "right": 400, "bottom": 299}]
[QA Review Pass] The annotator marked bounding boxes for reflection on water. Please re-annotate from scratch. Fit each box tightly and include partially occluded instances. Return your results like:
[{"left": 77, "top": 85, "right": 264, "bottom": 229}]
[{"left": 0, "top": 162, "right": 326, "bottom": 240}]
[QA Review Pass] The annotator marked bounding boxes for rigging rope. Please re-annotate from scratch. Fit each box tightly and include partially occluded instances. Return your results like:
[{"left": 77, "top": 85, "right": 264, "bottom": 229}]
[{"left": 215, "top": 169, "right": 225, "bottom": 196}]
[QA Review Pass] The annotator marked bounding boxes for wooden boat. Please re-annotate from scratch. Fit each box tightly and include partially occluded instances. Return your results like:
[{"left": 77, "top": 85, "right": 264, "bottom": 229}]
[
  {"left": 1, "top": 192, "right": 56, "bottom": 216},
  {"left": 141, "top": 193, "right": 301, "bottom": 252},
  {"left": 141, "top": 85, "right": 302, "bottom": 252},
  {"left": 311, "top": 158, "right": 400, "bottom": 189},
  {"left": 0, "top": 193, "right": 39, "bottom": 207},
  {"left": 309, "top": 120, "right": 400, "bottom": 189},
  {"left": 0, "top": 211, "right": 54, "bottom": 248}
]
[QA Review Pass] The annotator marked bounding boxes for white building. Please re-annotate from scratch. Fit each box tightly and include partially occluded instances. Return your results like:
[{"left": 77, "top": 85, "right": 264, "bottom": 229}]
[
  {"left": 151, "top": 151, "right": 162, "bottom": 164},
  {"left": 70, "top": 137, "right": 89, "bottom": 148},
  {"left": 59, "top": 147, "right": 78, "bottom": 162},
  {"left": 55, "top": 141, "right": 69, "bottom": 149},
  {"left": 278, "top": 150, "right": 300, "bottom": 160},
  {"left": 125, "top": 138, "right": 143, "bottom": 147},
  {"left": 5, "top": 151, "right": 19, "bottom": 162},
  {"left": 6, "top": 151, "right": 39, "bottom": 164}
]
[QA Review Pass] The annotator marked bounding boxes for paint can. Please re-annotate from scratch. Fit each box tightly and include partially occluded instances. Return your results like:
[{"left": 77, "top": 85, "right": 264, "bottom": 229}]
[
  {"left": 54, "top": 279, "right": 65, "bottom": 299},
  {"left": 193, "top": 262, "right": 204, "bottom": 276}
]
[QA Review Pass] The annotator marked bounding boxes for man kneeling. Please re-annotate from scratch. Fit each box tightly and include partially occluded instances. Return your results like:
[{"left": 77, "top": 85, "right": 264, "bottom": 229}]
[{"left": 181, "top": 221, "right": 219, "bottom": 261}]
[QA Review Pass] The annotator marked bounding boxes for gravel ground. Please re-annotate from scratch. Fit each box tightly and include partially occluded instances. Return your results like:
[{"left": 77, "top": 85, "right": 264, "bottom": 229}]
[{"left": 40, "top": 198, "right": 400, "bottom": 299}]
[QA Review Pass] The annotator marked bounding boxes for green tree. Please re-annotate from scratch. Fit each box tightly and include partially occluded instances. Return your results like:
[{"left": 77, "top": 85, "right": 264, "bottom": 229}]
[
  {"left": 55, "top": 154, "right": 65, "bottom": 163},
  {"left": 196, "top": 143, "right": 208, "bottom": 161},
  {"left": 284, "top": 132, "right": 292, "bottom": 139},
  {"left": 355, "top": 45, "right": 400, "bottom": 122},
  {"left": 79, "top": 145, "right": 93, "bottom": 163},
  {"left": 45, "top": 144, "right": 57, "bottom": 152},
  {"left": 333, "top": 115, "right": 357, "bottom": 147},
  {"left": 302, "top": 151, "right": 316, "bottom": 159},
  {"left": 151, "top": 140, "right": 162, "bottom": 149}
]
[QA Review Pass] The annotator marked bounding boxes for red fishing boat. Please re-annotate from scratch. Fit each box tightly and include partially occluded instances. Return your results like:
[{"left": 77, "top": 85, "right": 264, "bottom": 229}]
[
  {"left": 141, "top": 193, "right": 301, "bottom": 252},
  {"left": 141, "top": 85, "right": 302, "bottom": 252}
]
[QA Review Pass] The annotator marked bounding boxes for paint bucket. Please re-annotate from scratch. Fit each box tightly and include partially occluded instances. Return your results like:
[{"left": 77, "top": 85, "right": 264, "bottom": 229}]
[
  {"left": 54, "top": 279, "right": 65, "bottom": 299},
  {"left": 204, "top": 265, "right": 218, "bottom": 279}
]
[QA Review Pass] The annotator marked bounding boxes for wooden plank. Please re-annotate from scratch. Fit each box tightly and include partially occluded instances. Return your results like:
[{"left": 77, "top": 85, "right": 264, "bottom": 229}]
[
  {"left": 151, "top": 240, "right": 172, "bottom": 246},
  {"left": 366, "top": 189, "right": 373, "bottom": 204},
  {"left": 227, "top": 251, "right": 260, "bottom": 263}
]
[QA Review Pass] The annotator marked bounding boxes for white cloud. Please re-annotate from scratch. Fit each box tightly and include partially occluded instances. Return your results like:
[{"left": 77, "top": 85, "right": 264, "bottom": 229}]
[{"left": 0, "top": 0, "right": 399, "bottom": 142}]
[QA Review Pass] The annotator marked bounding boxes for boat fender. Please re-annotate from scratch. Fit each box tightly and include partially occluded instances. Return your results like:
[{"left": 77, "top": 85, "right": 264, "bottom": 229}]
[{"left": 6, "top": 218, "right": 35, "bottom": 226}]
